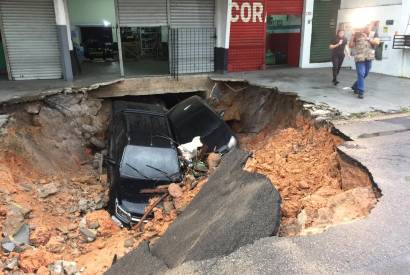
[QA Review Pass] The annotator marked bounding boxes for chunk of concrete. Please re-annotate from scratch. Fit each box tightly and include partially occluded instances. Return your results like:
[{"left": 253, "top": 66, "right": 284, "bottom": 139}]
[{"left": 106, "top": 148, "right": 281, "bottom": 274}]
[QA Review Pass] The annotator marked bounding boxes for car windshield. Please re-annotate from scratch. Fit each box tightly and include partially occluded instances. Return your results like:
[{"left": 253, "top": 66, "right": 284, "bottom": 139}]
[
  {"left": 119, "top": 145, "right": 181, "bottom": 182},
  {"left": 124, "top": 112, "right": 173, "bottom": 148}
]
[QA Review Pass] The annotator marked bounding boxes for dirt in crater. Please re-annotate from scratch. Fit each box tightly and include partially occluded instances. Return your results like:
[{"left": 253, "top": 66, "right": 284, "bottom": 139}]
[
  {"left": 210, "top": 83, "right": 379, "bottom": 237},
  {"left": 0, "top": 86, "right": 381, "bottom": 274},
  {"left": 240, "top": 116, "right": 379, "bottom": 236},
  {"left": 0, "top": 95, "right": 208, "bottom": 275}
]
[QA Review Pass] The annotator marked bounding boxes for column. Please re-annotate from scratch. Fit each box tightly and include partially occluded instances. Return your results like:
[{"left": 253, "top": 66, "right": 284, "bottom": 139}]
[{"left": 54, "top": 0, "right": 73, "bottom": 81}]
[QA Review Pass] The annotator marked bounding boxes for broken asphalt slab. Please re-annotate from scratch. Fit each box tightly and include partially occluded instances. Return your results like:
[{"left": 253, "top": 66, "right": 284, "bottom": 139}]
[
  {"left": 0, "top": 78, "right": 121, "bottom": 106},
  {"left": 164, "top": 117, "right": 410, "bottom": 275},
  {"left": 106, "top": 148, "right": 281, "bottom": 274}
]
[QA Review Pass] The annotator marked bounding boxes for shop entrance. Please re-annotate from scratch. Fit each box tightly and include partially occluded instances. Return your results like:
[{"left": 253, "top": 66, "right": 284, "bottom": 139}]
[
  {"left": 67, "top": 0, "right": 121, "bottom": 79},
  {"left": 119, "top": 26, "right": 169, "bottom": 76},
  {"left": 265, "top": 15, "right": 302, "bottom": 67}
]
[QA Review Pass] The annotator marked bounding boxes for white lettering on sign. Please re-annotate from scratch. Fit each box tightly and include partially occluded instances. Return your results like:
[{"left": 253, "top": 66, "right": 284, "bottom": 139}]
[
  {"left": 241, "top": 2, "right": 251, "bottom": 23},
  {"left": 231, "top": 1, "right": 264, "bottom": 23},
  {"left": 231, "top": 2, "right": 240, "bottom": 23}
]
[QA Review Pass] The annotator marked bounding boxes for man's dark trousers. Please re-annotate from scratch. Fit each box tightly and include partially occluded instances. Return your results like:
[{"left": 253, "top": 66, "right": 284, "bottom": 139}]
[{"left": 332, "top": 54, "right": 345, "bottom": 82}]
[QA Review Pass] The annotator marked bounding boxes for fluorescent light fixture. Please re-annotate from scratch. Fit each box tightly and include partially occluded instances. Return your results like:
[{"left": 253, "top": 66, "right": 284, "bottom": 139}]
[{"left": 103, "top": 20, "right": 111, "bottom": 27}]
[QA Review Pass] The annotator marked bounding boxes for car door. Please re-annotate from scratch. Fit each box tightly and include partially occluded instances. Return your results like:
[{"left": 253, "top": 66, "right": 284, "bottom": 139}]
[{"left": 167, "top": 96, "right": 237, "bottom": 153}]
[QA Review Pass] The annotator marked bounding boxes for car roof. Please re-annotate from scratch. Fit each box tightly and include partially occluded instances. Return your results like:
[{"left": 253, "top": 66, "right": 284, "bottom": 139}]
[{"left": 112, "top": 100, "right": 166, "bottom": 116}]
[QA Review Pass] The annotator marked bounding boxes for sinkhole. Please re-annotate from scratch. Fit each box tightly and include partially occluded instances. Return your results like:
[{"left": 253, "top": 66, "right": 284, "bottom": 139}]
[{"left": 0, "top": 84, "right": 380, "bottom": 274}]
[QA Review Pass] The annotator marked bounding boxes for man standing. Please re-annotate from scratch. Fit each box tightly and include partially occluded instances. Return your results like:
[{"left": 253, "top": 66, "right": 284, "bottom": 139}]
[
  {"left": 349, "top": 25, "right": 380, "bottom": 99},
  {"left": 329, "top": 30, "right": 347, "bottom": 85}
]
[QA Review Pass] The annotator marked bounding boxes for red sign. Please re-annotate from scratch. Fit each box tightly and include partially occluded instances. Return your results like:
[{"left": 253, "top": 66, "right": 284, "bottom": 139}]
[
  {"left": 228, "top": 0, "right": 267, "bottom": 72},
  {"left": 231, "top": 1, "right": 265, "bottom": 23}
]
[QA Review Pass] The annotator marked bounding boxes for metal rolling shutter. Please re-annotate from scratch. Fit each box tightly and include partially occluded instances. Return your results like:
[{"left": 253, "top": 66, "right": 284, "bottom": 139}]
[
  {"left": 117, "top": 0, "right": 167, "bottom": 27},
  {"left": 169, "top": 0, "right": 215, "bottom": 74},
  {"left": 267, "top": 0, "right": 303, "bottom": 15},
  {"left": 170, "top": 0, "right": 214, "bottom": 28},
  {"left": 0, "top": 0, "right": 62, "bottom": 80},
  {"left": 310, "top": 0, "right": 340, "bottom": 63}
]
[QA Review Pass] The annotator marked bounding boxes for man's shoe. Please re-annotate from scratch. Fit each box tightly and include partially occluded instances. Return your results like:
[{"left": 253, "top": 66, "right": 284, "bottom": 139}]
[
  {"left": 350, "top": 86, "right": 359, "bottom": 94},
  {"left": 358, "top": 94, "right": 364, "bottom": 99},
  {"left": 333, "top": 80, "right": 340, "bottom": 86}
]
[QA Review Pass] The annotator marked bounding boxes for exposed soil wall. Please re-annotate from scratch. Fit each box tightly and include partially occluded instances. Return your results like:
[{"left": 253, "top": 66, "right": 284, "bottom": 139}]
[
  {"left": 0, "top": 94, "right": 208, "bottom": 275},
  {"left": 211, "top": 83, "right": 380, "bottom": 236}
]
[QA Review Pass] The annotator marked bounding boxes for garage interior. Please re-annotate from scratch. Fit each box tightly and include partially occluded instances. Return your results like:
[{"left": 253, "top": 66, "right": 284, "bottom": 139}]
[
  {"left": 67, "top": 0, "right": 121, "bottom": 79},
  {"left": 266, "top": 14, "right": 302, "bottom": 67},
  {"left": 120, "top": 26, "right": 169, "bottom": 76}
]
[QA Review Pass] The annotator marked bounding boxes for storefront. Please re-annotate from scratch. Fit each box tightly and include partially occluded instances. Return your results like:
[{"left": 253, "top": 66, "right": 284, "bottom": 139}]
[
  {"left": 266, "top": 0, "right": 303, "bottom": 67},
  {"left": 228, "top": 0, "right": 304, "bottom": 72},
  {"left": 116, "top": 0, "right": 216, "bottom": 76},
  {"left": 0, "top": 0, "right": 218, "bottom": 81},
  {"left": 0, "top": 0, "right": 63, "bottom": 80}
]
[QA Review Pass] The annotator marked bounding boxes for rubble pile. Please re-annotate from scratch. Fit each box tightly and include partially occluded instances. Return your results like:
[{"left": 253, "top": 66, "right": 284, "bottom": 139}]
[
  {"left": 241, "top": 116, "right": 378, "bottom": 236},
  {"left": 0, "top": 94, "right": 214, "bottom": 275}
]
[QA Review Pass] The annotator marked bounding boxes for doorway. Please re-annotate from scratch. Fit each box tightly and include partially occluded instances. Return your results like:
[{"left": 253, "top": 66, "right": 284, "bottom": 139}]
[
  {"left": 67, "top": 0, "right": 121, "bottom": 79},
  {"left": 266, "top": 15, "right": 302, "bottom": 67},
  {"left": 310, "top": 0, "right": 341, "bottom": 63},
  {"left": 120, "top": 26, "right": 169, "bottom": 76}
]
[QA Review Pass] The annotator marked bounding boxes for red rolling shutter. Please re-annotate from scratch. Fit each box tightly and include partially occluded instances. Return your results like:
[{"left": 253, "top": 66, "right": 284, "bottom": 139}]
[
  {"left": 266, "top": 0, "right": 304, "bottom": 15},
  {"left": 228, "top": 0, "right": 267, "bottom": 72}
]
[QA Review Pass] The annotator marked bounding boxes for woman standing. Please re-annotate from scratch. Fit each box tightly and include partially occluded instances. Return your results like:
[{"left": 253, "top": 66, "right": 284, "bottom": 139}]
[{"left": 329, "top": 30, "right": 347, "bottom": 85}]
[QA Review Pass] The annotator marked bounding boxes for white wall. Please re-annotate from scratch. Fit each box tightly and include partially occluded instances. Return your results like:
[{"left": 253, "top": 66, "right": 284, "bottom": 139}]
[
  {"left": 338, "top": 1, "right": 410, "bottom": 77},
  {"left": 67, "top": 0, "right": 117, "bottom": 43},
  {"left": 215, "top": 0, "right": 232, "bottom": 49},
  {"left": 301, "top": 0, "right": 410, "bottom": 77},
  {"left": 341, "top": 0, "right": 402, "bottom": 9},
  {"left": 400, "top": 0, "right": 410, "bottom": 77}
]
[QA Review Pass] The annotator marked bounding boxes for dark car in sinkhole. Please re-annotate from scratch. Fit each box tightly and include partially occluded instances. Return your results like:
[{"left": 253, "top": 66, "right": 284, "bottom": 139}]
[{"left": 106, "top": 96, "right": 237, "bottom": 225}]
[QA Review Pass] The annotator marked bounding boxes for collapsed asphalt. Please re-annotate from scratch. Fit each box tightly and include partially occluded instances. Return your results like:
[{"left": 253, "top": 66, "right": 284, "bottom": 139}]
[
  {"left": 165, "top": 116, "right": 410, "bottom": 274},
  {"left": 106, "top": 148, "right": 281, "bottom": 274}
]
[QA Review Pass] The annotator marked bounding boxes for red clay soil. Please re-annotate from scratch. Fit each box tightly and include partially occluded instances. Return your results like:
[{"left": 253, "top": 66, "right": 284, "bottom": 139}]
[
  {"left": 0, "top": 148, "right": 208, "bottom": 275},
  {"left": 241, "top": 116, "right": 378, "bottom": 236}
]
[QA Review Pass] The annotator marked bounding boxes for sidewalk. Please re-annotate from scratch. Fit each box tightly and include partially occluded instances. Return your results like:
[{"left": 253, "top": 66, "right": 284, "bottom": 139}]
[
  {"left": 1, "top": 67, "right": 409, "bottom": 115},
  {"left": 0, "top": 75, "right": 121, "bottom": 105},
  {"left": 211, "top": 67, "right": 410, "bottom": 115}
]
